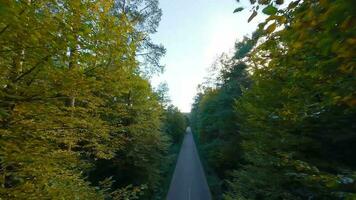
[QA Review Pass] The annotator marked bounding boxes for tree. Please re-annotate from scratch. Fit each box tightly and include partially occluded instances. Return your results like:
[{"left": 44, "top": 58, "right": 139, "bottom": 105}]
[
  {"left": 114, "top": 0, "right": 166, "bottom": 76},
  {"left": 163, "top": 105, "right": 186, "bottom": 144},
  {"left": 0, "top": 1, "right": 169, "bottom": 199},
  {"left": 225, "top": 0, "right": 356, "bottom": 199},
  {"left": 190, "top": 38, "right": 255, "bottom": 198},
  {"left": 192, "top": 1, "right": 356, "bottom": 199}
]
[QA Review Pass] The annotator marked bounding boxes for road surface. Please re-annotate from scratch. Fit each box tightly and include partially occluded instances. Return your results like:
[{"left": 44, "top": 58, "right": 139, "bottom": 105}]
[{"left": 166, "top": 127, "right": 211, "bottom": 200}]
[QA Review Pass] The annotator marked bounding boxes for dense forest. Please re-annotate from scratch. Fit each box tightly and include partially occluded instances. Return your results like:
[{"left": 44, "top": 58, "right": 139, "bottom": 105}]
[
  {"left": 0, "top": 0, "right": 187, "bottom": 199},
  {"left": 1, "top": 0, "right": 355, "bottom": 199},
  {"left": 191, "top": 0, "right": 356, "bottom": 199}
]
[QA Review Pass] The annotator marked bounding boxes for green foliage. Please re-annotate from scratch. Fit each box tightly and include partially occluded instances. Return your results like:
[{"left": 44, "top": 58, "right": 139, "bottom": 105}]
[
  {"left": 233, "top": 7, "right": 244, "bottom": 13},
  {"left": 193, "top": 0, "right": 356, "bottom": 199},
  {"left": 163, "top": 105, "right": 186, "bottom": 144},
  {"left": 262, "top": 5, "right": 278, "bottom": 15},
  {"left": 190, "top": 38, "right": 255, "bottom": 199},
  {"left": 116, "top": 0, "right": 166, "bottom": 76},
  {"left": 156, "top": 105, "right": 187, "bottom": 199},
  {"left": 227, "top": 0, "right": 356, "bottom": 199},
  {"left": 238, "top": 0, "right": 298, "bottom": 22},
  {"left": 0, "top": 0, "right": 170, "bottom": 199}
]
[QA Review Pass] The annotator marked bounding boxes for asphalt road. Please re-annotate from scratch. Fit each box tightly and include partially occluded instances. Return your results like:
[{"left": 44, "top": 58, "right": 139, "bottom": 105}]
[{"left": 166, "top": 127, "right": 211, "bottom": 200}]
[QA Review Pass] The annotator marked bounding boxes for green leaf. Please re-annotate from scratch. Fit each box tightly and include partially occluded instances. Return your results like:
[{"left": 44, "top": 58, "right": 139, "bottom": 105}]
[
  {"left": 0, "top": 1, "right": 9, "bottom": 16},
  {"left": 0, "top": 108, "right": 9, "bottom": 118},
  {"left": 233, "top": 7, "right": 244, "bottom": 13},
  {"left": 262, "top": 5, "right": 278, "bottom": 15}
]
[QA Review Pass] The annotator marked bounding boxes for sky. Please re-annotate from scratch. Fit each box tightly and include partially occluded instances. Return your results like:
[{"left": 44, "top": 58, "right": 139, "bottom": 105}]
[{"left": 151, "top": 0, "right": 266, "bottom": 112}]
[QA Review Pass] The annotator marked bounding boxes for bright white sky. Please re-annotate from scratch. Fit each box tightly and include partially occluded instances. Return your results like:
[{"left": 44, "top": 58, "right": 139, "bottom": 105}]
[{"left": 151, "top": 0, "right": 267, "bottom": 112}]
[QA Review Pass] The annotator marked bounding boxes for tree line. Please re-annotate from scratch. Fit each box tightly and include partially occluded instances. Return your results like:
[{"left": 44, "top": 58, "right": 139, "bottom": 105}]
[
  {"left": 191, "top": 0, "right": 356, "bottom": 199},
  {"left": 0, "top": 0, "right": 186, "bottom": 199}
]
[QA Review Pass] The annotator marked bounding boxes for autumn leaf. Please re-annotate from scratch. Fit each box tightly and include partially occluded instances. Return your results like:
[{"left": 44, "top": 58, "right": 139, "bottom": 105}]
[{"left": 265, "top": 23, "right": 277, "bottom": 33}]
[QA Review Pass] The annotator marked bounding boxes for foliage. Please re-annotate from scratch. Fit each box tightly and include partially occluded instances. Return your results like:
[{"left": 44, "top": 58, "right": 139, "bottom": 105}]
[
  {"left": 163, "top": 105, "right": 186, "bottom": 144},
  {"left": 157, "top": 104, "right": 187, "bottom": 199},
  {"left": 115, "top": 0, "right": 166, "bottom": 76},
  {"left": 226, "top": 0, "right": 356, "bottom": 198},
  {"left": 0, "top": 0, "right": 172, "bottom": 199},
  {"left": 193, "top": 0, "right": 356, "bottom": 199},
  {"left": 190, "top": 37, "right": 255, "bottom": 199}
]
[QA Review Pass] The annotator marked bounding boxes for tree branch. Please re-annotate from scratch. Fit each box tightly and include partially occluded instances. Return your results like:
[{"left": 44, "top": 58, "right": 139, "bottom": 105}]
[
  {"left": 0, "top": 8, "right": 27, "bottom": 37},
  {"left": 13, "top": 55, "right": 50, "bottom": 83}
]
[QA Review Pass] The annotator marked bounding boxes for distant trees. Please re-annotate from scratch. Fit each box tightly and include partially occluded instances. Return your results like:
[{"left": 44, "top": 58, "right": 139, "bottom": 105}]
[
  {"left": 156, "top": 89, "right": 187, "bottom": 199},
  {"left": 163, "top": 105, "right": 186, "bottom": 144},
  {"left": 0, "top": 0, "right": 183, "bottom": 199},
  {"left": 192, "top": 0, "right": 356, "bottom": 199},
  {"left": 191, "top": 37, "right": 255, "bottom": 197}
]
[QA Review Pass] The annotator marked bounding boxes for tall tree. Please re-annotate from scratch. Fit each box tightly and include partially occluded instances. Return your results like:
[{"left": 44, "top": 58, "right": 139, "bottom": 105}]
[
  {"left": 115, "top": 0, "right": 166, "bottom": 76},
  {"left": 192, "top": 1, "right": 355, "bottom": 199},
  {"left": 190, "top": 37, "right": 255, "bottom": 198},
  {"left": 225, "top": 0, "right": 356, "bottom": 199},
  {"left": 0, "top": 0, "right": 169, "bottom": 199}
]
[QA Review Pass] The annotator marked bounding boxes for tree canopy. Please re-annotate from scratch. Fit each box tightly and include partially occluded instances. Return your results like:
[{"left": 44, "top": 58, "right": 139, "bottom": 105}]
[
  {"left": 0, "top": 1, "right": 184, "bottom": 199},
  {"left": 191, "top": 0, "right": 356, "bottom": 199}
]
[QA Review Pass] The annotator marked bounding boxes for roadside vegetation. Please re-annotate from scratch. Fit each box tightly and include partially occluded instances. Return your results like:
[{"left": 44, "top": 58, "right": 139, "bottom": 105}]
[
  {"left": 0, "top": 0, "right": 186, "bottom": 199},
  {"left": 1, "top": 0, "right": 355, "bottom": 199},
  {"left": 191, "top": 0, "right": 356, "bottom": 199}
]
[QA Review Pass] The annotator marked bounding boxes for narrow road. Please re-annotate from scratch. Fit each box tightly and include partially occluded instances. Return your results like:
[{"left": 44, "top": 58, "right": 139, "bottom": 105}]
[{"left": 166, "top": 127, "right": 211, "bottom": 200}]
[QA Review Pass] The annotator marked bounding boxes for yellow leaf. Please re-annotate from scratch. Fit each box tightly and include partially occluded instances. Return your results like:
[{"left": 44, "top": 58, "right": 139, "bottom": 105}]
[{"left": 266, "top": 23, "right": 277, "bottom": 33}]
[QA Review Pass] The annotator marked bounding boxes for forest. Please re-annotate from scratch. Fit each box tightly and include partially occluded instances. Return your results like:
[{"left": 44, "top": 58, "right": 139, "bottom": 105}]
[
  {"left": 191, "top": 0, "right": 356, "bottom": 199},
  {"left": 0, "top": 0, "right": 187, "bottom": 199},
  {"left": 1, "top": 0, "right": 355, "bottom": 200}
]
